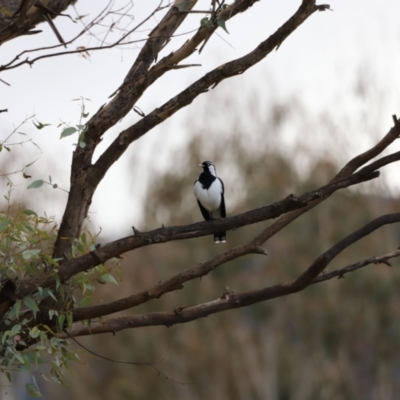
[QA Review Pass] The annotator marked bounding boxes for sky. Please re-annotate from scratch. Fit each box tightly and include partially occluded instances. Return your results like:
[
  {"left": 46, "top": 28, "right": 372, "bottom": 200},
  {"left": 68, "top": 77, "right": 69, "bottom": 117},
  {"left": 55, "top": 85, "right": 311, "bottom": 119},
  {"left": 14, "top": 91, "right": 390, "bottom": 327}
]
[{"left": 1, "top": 0, "right": 400, "bottom": 240}]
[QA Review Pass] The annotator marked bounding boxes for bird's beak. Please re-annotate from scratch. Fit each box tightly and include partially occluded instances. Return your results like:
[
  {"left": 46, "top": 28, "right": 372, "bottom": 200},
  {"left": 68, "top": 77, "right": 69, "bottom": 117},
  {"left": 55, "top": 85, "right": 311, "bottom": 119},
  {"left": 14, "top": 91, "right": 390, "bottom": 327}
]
[{"left": 198, "top": 164, "right": 203, "bottom": 167}]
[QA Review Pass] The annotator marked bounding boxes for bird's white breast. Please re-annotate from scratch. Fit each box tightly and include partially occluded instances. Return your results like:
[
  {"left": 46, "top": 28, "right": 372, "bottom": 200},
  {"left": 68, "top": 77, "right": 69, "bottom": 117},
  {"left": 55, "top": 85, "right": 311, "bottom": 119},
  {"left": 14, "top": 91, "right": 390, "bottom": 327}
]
[{"left": 194, "top": 179, "right": 223, "bottom": 212}]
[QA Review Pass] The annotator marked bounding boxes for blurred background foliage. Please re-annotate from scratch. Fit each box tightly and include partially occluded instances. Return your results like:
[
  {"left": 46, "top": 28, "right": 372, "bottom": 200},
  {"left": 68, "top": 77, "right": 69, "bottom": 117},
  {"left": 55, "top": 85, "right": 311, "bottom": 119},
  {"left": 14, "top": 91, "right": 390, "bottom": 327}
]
[{"left": 37, "top": 83, "right": 400, "bottom": 400}]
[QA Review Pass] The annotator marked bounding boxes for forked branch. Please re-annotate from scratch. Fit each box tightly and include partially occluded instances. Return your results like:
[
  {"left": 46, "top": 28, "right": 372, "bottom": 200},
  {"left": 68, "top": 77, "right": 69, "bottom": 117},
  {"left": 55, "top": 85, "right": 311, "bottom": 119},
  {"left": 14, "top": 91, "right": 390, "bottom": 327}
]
[{"left": 64, "top": 212, "right": 400, "bottom": 338}]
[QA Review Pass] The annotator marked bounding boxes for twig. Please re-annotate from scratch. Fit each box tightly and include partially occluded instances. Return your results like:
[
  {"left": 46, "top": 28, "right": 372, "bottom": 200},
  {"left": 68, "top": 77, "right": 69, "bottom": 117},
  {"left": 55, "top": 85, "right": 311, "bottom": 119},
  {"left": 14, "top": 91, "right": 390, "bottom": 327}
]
[
  {"left": 312, "top": 250, "right": 400, "bottom": 283},
  {"left": 65, "top": 332, "right": 191, "bottom": 385}
]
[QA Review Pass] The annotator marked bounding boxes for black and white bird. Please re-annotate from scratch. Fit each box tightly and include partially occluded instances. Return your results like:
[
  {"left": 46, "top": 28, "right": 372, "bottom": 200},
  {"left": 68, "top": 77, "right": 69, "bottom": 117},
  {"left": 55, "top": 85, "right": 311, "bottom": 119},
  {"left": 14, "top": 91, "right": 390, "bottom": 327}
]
[{"left": 194, "top": 161, "right": 226, "bottom": 243}]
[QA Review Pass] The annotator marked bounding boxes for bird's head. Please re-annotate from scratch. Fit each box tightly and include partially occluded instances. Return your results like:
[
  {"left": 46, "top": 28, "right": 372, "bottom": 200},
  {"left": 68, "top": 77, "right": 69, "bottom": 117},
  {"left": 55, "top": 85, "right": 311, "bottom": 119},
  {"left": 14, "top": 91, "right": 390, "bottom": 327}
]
[{"left": 199, "top": 161, "right": 217, "bottom": 177}]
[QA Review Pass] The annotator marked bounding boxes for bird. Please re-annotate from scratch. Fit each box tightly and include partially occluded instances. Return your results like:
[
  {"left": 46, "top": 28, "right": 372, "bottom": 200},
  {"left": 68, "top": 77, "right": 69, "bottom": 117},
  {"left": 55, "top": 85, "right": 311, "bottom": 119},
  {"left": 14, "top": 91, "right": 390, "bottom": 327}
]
[{"left": 194, "top": 161, "right": 226, "bottom": 243}]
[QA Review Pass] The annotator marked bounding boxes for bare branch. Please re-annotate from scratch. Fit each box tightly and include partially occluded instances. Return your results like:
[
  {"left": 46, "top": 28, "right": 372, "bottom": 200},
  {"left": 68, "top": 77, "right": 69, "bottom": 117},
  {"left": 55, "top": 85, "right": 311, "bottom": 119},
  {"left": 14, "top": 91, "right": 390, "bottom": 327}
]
[
  {"left": 312, "top": 249, "right": 400, "bottom": 283},
  {"left": 53, "top": 0, "right": 198, "bottom": 258},
  {"left": 63, "top": 212, "right": 400, "bottom": 338},
  {"left": 92, "top": 1, "right": 331, "bottom": 185},
  {"left": 0, "top": 0, "right": 76, "bottom": 45},
  {"left": 0, "top": 1, "right": 165, "bottom": 72},
  {"left": 248, "top": 119, "right": 400, "bottom": 247},
  {"left": 334, "top": 114, "right": 400, "bottom": 180}
]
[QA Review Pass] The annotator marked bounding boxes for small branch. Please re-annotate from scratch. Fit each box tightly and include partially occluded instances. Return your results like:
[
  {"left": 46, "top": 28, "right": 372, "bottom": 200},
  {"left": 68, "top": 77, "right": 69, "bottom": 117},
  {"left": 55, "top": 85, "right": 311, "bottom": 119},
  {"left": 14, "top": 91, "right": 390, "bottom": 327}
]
[
  {"left": 334, "top": 115, "right": 400, "bottom": 181},
  {"left": 312, "top": 249, "right": 400, "bottom": 283},
  {"left": 167, "top": 63, "right": 202, "bottom": 69},
  {"left": 179, "top": 10, "right": 214, "bottom": 14},
  {"left": 0, "top": 78, "right": 10, "bottom": 86}
]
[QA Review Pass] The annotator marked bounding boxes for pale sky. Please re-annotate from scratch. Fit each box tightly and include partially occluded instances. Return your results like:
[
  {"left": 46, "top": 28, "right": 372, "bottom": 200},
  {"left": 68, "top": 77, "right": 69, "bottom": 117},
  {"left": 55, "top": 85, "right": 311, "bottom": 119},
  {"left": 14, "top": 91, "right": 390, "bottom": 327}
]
[{"left": 1, "top": 0, "right": 400, "bottom": 239}]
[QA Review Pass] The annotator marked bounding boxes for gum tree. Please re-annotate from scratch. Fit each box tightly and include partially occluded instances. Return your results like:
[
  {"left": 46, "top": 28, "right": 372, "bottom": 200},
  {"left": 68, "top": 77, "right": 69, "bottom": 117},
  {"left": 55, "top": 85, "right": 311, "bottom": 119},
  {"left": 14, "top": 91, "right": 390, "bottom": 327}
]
[{"left": 2, "top": 0, "right": 400, "bottom": 394}]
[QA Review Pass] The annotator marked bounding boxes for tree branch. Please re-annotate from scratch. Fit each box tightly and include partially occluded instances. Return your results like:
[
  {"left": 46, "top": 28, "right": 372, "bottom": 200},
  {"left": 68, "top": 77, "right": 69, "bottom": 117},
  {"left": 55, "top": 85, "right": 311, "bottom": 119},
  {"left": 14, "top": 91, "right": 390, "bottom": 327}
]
[
  {"left": 0, "top": 1, "right": 168, "bottom": 72},
  {"left": 53, "top": 0, "right": 197, "bottom": 258},
  {"left": 92, "top": 1, "right": 331, "bottom": 186},
  {"left": 312, "top": 249, "right": 400, "bottom": 283},
  {"left": 248, "top": 118, "right": 400, "bottom": 247},
  {"left": 14, "top": 164, "right": 379, "bottom": 300},
  {"left": 0, "top": 0, "right": 76, "bottom": 45},
  {"left": 334, "top": 114, "right": 400, "bottom": 180},
  {"left": 71, "top": 169, "right": 382, "bottom": 322},
  {"left": 63, "top": 212, "right": 400, "bottom": 338}
]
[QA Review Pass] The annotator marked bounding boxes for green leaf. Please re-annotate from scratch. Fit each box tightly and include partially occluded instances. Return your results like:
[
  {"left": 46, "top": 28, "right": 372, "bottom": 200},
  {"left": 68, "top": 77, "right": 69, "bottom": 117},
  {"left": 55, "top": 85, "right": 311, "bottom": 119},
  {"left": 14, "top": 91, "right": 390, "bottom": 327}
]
[
  {"left": 200, "top": 17, "right": 211, "bottom": 28},
  {"left": 216, "top": 16, "right": 229, "bottom": 33},
  {"left": 15, "top": 352, "right": 25, "bottom": 364},
  {"left": 9, "top": 300, "right": 21, "bottom": 319},
  {"left": 0, "top": 218, "right": 11, "bottom": 231},
  {"left": 25, "top": 383, "right": 42, "bottom": 398},
  {"left": 10, "top": 324, "right": 21, "bottom": 336},
  {"left": 66, "top": 313, "right": 73, "bottom": 328},
  {"left": 57, "top": 314, "right": 65, "bottom": 332},
  {"left": 29, "top": 326, "right": 41, "bottom": 339},
  {"left": 46, "top": 289, "right": 57, "bottom": 302},
  {"left": 25, "top": 159, "right": 39, "bottom": 168},
  {"left": 48, "top": 310, "right": 58, "bottom": 320},
  {"left": 100, "top": 273, "right": 118, "bottom": 286},
  {"left": 23, "top": 209, "right": 37, "bottom": 216},
  {"left": 60, "top": 127, "right": 77, "bottom": 138},
  {"left": 23, "top": 296, "right": 40, "bottom": 319},
  {"left": 33, "top": 121, "right": 50, "bottom": 130},
  {"left": 2, "top": 331, "right": 10, "bottom": 344},
  {"left": 78, "top": 141, "right": 86, "bottom": 148},
  {"left": 22, "top": 249, "right": 41, "bottom": 260},
  {"left": 27, "top": 180, "right": 44, "bottom": 189}
]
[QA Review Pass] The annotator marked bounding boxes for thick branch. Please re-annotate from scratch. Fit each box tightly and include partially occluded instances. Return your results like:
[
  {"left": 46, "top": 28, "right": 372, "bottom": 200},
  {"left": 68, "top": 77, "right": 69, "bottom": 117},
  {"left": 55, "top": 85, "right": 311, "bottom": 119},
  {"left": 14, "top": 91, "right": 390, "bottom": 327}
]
[
  {"left": 92, "top": 1, "right": 330, "bottom": 184},
  {"left": 15, "top": 166, "right": 378, "bottom": 300},
  {"left": 71, "top": 170, "right": 382, "bottom": 322},
  {"left": 64, "top": 212, "right": 400, "bottom": 338},
  {"left": 0, "top": 0, "right": 75, "bottom": 45},
  {"left": 53, "top": 1, "right": 330, "bottom": 263},
  {"left": 53, "top": 0, "right": 197, "bottom": 258},
  {"left": 248, "top": 121, "right": 400, "bottom": 247}
]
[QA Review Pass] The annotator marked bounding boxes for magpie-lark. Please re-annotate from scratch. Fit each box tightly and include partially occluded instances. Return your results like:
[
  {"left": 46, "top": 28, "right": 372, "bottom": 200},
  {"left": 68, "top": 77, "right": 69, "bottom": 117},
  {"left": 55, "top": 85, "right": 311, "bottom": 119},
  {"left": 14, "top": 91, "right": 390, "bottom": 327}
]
[{"left": 194, "top": 161, "right": 226, "bottom": 243}]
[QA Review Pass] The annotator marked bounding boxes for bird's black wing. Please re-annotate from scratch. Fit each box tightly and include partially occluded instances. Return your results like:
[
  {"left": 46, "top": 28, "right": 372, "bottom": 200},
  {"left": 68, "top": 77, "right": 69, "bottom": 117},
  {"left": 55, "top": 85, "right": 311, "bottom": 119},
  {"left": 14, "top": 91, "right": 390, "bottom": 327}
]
[
  {"left": 218, "top": 178, "right": 226, "bottom": 218},
  {"left": 220, "top": 193, "right": 226, "bottom": 218},
  {"left": 197, "top": 200, "right": 211, "bottom": 221}
]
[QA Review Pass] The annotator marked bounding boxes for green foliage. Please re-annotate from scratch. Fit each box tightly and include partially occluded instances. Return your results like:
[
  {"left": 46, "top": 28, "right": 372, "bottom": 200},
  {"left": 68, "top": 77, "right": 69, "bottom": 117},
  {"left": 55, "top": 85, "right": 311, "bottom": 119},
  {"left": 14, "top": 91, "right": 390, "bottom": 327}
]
[
  {"left": 27, "top": 177, "right": 67, "bottom": 193},
  {"left": 0, "top": 183, "right": 120, "bottom": 396},
  {"left": 216, "top": 16, "right": 229, "bottom": 33},
  {"left": 33, "top": 121, "right": 51, "bottom": 130},
  {"left": 0, "top": 115, "right": 42, "bottom": 182},
  {"left": 58, "top": 97, "right": 90, "bottom": 149},
  {"left": 27, "top": 180, "right": 44, "bottom": 189}
]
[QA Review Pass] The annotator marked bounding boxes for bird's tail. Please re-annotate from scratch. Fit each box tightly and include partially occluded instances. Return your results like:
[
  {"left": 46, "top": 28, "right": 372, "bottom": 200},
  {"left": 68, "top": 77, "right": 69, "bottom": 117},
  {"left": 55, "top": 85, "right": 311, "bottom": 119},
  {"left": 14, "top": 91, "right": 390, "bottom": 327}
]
[{"left": 214, "top": 232, "right": 226, "bottom": 244}]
